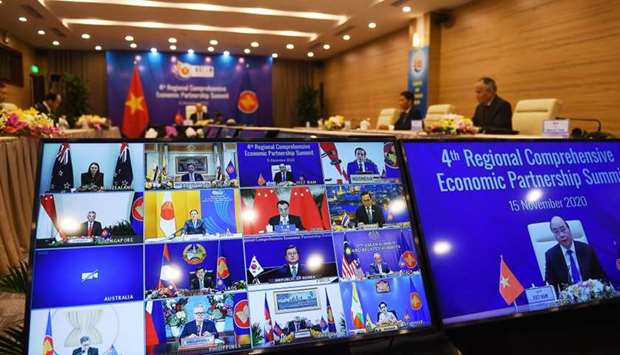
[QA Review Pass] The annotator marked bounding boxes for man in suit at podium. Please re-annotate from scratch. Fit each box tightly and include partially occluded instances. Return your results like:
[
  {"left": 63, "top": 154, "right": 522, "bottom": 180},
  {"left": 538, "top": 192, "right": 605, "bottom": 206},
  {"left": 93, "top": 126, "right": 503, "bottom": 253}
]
[
  {"left": 369, "top": 253, "right": 391, "bottom": 275},
  {"left": 268, "top": 200, "right": 304, "bottom": 231},
  {"left": 544, "top": 216, "right": 607, "bottom": 290},
  {"left": 274, "top": 164, "right": 294, "bottom": 184},
  {"left": 182, "top": 209, "right": 207, "bottom": 235},
  {"left": 286, "top": 317, "right": 308, "bottom": 334},
  {"left": 189, "top": 103, "right": 209, "bottom": 123},
  {"left": 346, "top": 147, "right": 379, "bottom": 180},
  {"left": 394, "top": 91, "right": 422, "bottom": 130},
  {"left": 78, "top": 211, "right": 102, "bottom": 237},
  {"left": 355, "top": 192, "right": 385, "bottom": 227},
  {"left": 181, "top": 163, "right": 204, "bottom": 182},
  {"left": 180, "top": 304, "right": 218, "bottom": 340},
  {"left": 376, "top": 302, "right": 398, "bottom": 323},
  {"left": 276, "top": 245, "right": 309, "bottom": 279},
  {"left": 190, "top": 267, "right": 214, "bottom": 290},
  {"left": 72, "top": 336, "right": 98, "bottom": 355},
  {"left": 472, "top": 77, "right": 513, "bottom": 132}
]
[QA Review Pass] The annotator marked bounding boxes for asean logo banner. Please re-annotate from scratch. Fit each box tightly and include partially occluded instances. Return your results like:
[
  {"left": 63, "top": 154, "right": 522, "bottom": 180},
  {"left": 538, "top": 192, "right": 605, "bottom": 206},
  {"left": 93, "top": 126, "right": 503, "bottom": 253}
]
[{"left": 237, "top": 90, "right": 259, "bottom": 114}]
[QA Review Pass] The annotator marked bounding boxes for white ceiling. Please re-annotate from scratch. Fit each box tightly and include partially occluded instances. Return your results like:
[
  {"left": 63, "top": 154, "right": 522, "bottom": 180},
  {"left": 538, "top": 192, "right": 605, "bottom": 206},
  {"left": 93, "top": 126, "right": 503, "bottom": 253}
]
[{"left": 0, "top": 0, "right": 470, "bottom": 59}]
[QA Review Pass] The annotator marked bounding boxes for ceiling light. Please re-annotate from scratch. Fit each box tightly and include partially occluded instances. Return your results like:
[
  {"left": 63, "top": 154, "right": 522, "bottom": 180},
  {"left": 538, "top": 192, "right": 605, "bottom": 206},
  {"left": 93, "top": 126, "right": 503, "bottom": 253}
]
[
  {"left": 223, "top": 50, "right": 230, "bottom": 56},
  {"left": 187, "top": 48, "right": 194, "bottom": 55},
  {"left": 130, "top": 43, "right": 137, "bottom": 48},
  {"left": 168, "top": 37, "right": 177, "bottom": 43},
  {"left": 150, "top": 47, "right": 157, "bottom": 53},
  {"left": 37, "top": 30, "right": 46, "bottom": 35},
  {"left": 286, "top": 43, "right": 294, "bottom": 49},
  {"left": 250, "top": 41, "right": 259, "bottom": 48},
  {"left": 368, "top": 22, "right": 377, "bottom": 29},
  {"left": 323, "top": 44, "right": 330, "bottom": 50},
  {"left": 307, "top": 51, "right": 314, "bottom": 57},
  {"left": 52, "top": 40, "right": 60, "bottom": 46},
  {"left": 402, "top": 6, "right": 412, "bottom": 13},
  {"left": 271, "top": 53, "right": 278, "bottom": 58},
  {"left": 94, "top": 45, "right": 102, "bottom": 50},
  {"left": 207, "top": 46, "right": 215, "bottom": 52},
  {"left": 18, "top": 17, "right": 28, "bottom": 22},
  {"left": 125, "top": 35, "right": 134, "bottom": 41},
  {"left": 209, "top": 39, "right": 218, "bottom": 45},
  {"left": 243, "top": 48, "right": 251, "bottom": 54},
  {"left": 342, "top": 34, "right": 351, "bottom": 41},
  {"left": 169, "top": 44, "right": 177, "bottom": 50},
  {"left": 81, "top": 33, "right": 91, "bottom": 39},
  {"left": 238, "top": 57, "right": 245, "bottom": 63}
]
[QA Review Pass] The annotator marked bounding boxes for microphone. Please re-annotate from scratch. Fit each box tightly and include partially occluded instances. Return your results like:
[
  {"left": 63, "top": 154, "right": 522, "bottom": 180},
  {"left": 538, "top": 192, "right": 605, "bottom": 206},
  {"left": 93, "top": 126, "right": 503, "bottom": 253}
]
[{"left": 167, "top": 227, "right": 185, "bottom": 240}]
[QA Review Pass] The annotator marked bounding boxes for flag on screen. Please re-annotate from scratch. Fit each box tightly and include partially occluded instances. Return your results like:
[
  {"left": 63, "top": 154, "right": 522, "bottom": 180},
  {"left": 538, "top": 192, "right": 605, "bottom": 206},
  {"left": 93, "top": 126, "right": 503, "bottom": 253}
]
[
  {"left": 289, "top": 187, "right": 323, "bottom": 230},
  {"left": 499, "top": 256, "right": 524, "bottom": 305},
  {"left": 257, "top": 173, "right": 266, "bottom": 186},
  {"left": 273, "top": 321, "right": 283, "bottom": 338},
  {"left": 159, "top": 191, "right": 176, "bottom": 237},
  {"left": 407, "top": 276, "right": 424, "bottom": 323},
  {"left": 350, "top": 282, "right": 365, "bottom": 330},
  {"left": 40, "top": 194, "right": 66, "bottom": 241},
  {"left": 145, "top": 301, "right": 160, "bottom": 346},
  {"left": 158, "top": 244, "right": 177, "bottom": 292},
  {"left": 341, "top": 236, "right": 364, "bottom": 280},
  {"left": 236, "top": 70, "right": 260, "bottom": 125},
  {"left": 225, "top": 160, "right": 237, "bottom": 179},
  {"left": 174, "top": 110, "right": 184, "bottom": 125},
  {"left": 319, "top": 317, "right": 328, "bottom": 332},
  {"left": 42, "top": 311, "right": 55, "bottom": 355},
  {"left": 263, "top": 294, "right": 274, "bottom": 343},
  {"left": 113, "top": 143, "right": 133, "bottom": 188},
  {"left": 326, "top": 289, "right": 337, "bottom": 333},
  {"left": 243, "top": 189, "right": 278, "bottom": 235},
  {"left": 248, "top": 255, "right": 264, "bottom": 277},
  {"left": 399, "top": 230, "right": 418, "bottom": 271},
  {"left": 383, "top": 142, "right": 400, "bottom": 179},
  {"left": 50, "top": 143, "right": 73, "bottom": 192},
  {"left": 319, "top": 142, "right": 348, "bottom": 182},
  {"left": 130, "top": 192, "right": 144, "bottom": 236},
  {"left": 341, "top": 213, "right": 350, "bottom": 227},
  {"left": 121, "top": 66, "right": 150, "bottom": 138},
  {"left": 216, "top": 239, "right": 230, "bottom": 291},
  {"left": 319, "top": 194, "right": 331, "bottom": 230}
]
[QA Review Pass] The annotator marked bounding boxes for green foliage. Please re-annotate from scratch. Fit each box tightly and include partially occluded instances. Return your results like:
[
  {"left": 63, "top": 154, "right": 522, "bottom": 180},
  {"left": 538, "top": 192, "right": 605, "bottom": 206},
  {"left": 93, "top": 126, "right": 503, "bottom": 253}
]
[
  {"left": 251, "top": 323, "right": 264, "bottom": 346},
  {"left": 296, "top": 84, "right": 319, "bottom": 125},
  {"left": 0, "top": 261, "right": 29, "bottom": 294},
  {"left": 107, "top": 219, "right": 136, "bottom": 236},
  {"left": 0, "top": 324, "right": 24, "bottom": 355},
  {"left": 60, "top": 73, "right": 90, "bottom": 127}
]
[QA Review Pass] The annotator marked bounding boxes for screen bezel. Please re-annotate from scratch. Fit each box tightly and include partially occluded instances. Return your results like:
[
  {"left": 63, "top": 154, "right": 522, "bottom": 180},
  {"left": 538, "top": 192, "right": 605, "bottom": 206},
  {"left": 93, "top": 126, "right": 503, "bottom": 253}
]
[
  {"left": 25, "top": 136, "right": 439, "bottom": 355},
  {"left": 398, "top": 137, "right": 620, "bottom": 329}
]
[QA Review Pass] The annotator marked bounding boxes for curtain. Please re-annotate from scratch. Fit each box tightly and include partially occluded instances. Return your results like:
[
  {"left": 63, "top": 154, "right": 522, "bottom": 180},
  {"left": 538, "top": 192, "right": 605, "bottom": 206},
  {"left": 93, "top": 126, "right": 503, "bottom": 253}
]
[
  {"left": 272, "top": 59, "right": 318, "bottom": 128},
  {"left": 64, "top": 308, "right": 103, "bottom": 346}
]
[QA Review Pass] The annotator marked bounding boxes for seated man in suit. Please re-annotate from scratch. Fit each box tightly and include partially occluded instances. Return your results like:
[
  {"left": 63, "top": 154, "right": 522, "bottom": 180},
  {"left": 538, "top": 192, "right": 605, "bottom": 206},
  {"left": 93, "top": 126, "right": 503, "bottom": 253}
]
[
  {"left": 268, "top": 200, "right": 304, "bottom": 231},
  {"left": 78, "top": 211, "right": 102, "bottom": 237},
  {"left": 394, "top": 91, "right": 423, "bottom": 130},
  {"left": 286, "top": 316, "right": 308, "bottom": 334},
  {"left": 472, "top": 77, "right": 513, "bottom": 132},
  {"left": 180, "top": 304, "right": 218, "bottom": 341},
  {"left": 544, "top": 216, "right": 607, "bottom": 290},
  {"left": 190, "top": 267, "right": 214, "bottom": 290},
  {"left": 346, "top": 147, "right": 379, "bottom": 180},
  {"left": 355, "top": 192, "right": 385, "bottom": 227},
  {"left": 376, "top": 302, "right": 398, "bottom": 323},
  {"left": 182, "top": 209, "right": 207, "bottom": 236},
  {"left": 369, "top": 252, "right": 391, "bottom": 275},
  {"left": 189, "top": 103, "right": 209, "bottom": 123},
  {"left": 181, "top": 163, "right": 204, "bottom": 182},
  {"left": 276, "top": 245, "right": 308, "bottom": 279},
  {"left": 274, "top": 164, "right": 294, "bottom": 184},
  {"left": 72, "top": 336, "right": 98, "bottom": 355},
  {"left": 34, "top": 92, "right": 62, "bottom": 121}
]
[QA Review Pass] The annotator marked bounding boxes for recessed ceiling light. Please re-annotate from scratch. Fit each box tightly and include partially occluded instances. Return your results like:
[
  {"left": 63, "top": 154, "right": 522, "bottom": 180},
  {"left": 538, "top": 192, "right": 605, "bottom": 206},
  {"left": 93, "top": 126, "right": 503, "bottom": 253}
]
[
  {"left": 368, "top": 22, "right": 377, "bottom": 29},
  {"left": 250, "top": 41, "right": 259, "bottom": 48},
  {"left": 223, "top": 50, "right": 230, "bottom": 56},
  {"left": 37, "top": 30, "right": 46, "bottom": 35},
  {"left": 272, "top": 53, "right": 278, "bottom": 58},
  {"left": 18, "top": 17, "right": 27, "bottom": 22},
  {"left": 307, "top": 51, "right": 314, "bottom": 57},
  {"left": 207, "top": 46, "right": 215, "bottom": 52},
  {"left": 81, "top": 33, "right": 91, "bottom": 39},
  {"left": 169, "top": 44, "right": 177, "bottom": 50},
  {"left": 342, "top": 34, "right": 351, "bottom": 41},
  {"left": 150, "top": 47, "right": 158, "bottom": 53},
  {"left": 286, "top": 43, "right": 294, "bottom": 49},
  {"left": 323, "top": 44, "right": 330, "bottom": 50},
  {"left": 243, "top": 48, "right": 251, "bottom": 54},
  {"left": 130, "top": 43, "right": 137, "bottom": 48},
  {"left": 135, "top": 55, "right": 142, "bottom": 61},
  {"left": 125, "top": 35, "right": 134, "bottom": 41},
  {"left": 52, "top": 40, "right": 60, "bottom": 46},
  {"left": 168, "top": 37, "right": 177, "bottom": 43},
  {"left": 187, "top": 48, "right": 195, "bottom": 55},
  {"left": 238, "top": 57, "right": 245, "bottom": 63},
  {"left": 94, "top": 45, "right": 102, "bottom": 50},
  {"left": 209, "top": 39, "right": 218, "bottom": 45},
  {"left": 402, "top": 6, "right": 412, "bottom": 13}
]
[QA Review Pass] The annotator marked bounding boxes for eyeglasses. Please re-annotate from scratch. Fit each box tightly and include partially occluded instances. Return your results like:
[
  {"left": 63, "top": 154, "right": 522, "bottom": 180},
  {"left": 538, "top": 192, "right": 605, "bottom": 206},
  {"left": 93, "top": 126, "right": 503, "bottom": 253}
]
[{"left": 194, "top": 312, "right": 205, "bottom": 315}]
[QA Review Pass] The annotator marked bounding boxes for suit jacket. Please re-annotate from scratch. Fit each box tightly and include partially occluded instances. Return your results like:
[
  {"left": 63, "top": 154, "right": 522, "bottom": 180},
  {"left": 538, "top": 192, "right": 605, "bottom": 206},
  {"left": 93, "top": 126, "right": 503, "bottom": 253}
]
[
  {"left": 346, "top": 160, "right": 379, "bottom": 179},
  {"left": 81, "top": 172, "right": 104, "bottom": 188},
  {"left": 274, "top": 171, "right": 294, "bottom": 184},
  {"left": 190, "top": 272, "right": 215, "bottom": 290},
  {"left": 183, "top": 219, "right": 207, "bottom": 235},
  {"left": 286, "top": 320, "right": 308, "bottom": 334},
  {"left": 181, "top": 172, "right": 204, "bottom": 182},
  {"left": 79, "top": 221, "right": 102, "bottom": 237},
  {"left": 544, "top": 240, "right": 607, "bottom": 289},
  {"left": 34, "top": 102, "right": 51, "bottom": 115},
  {"left": 180, "top": 319, "right": 218, "bottom": 339},
  {"left": 355, "top": 205, "right": 385, "bottom": 227},
  {"left": 376, "top": 310, "right": 398, "bottom": 322},
  {"left": 189, "top": 112, "right": 209, "bottom": 123},
  {"left": 369, "top": 262, "right": 391, "bottom": 275},
  {"left": 472, "top": 95, "right": 513, "bottom": 131},
  {"left": 276, "top": 263, "right": 309, "bottom": 279},
  {"left": 394, "top": 108, "right": 423, "bottom": 130},
  {"left": 72, "top": 347, "right": 98, "bottom": 355},
  {"left": 268, "top": 214, "right": 304, "bottom": 231}
]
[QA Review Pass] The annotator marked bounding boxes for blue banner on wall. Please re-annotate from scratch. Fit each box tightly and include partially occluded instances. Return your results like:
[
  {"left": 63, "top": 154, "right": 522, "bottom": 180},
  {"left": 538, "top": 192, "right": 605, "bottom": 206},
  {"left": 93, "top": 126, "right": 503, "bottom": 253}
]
[
  {"left": 407, "top": 47, "right": 429, "bottom": 116},
  {"left": 106, "top": 51, "right": 273, "bottom": 127}
]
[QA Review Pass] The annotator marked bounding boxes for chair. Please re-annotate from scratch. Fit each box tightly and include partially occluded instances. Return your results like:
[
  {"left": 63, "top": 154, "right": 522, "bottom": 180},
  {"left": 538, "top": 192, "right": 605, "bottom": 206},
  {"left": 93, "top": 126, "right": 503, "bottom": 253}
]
[
  {"left": 425, "top": 104, "right": 455, "bottom": 119},
  {"left": 512, "top": 99, "right": 561, "bottom": 135},
  {"left": 527, "top": 220, "right": 588, "bottom": 282},
  {"left": 375, "top": 108, "right": 400, "bottom": 129}
]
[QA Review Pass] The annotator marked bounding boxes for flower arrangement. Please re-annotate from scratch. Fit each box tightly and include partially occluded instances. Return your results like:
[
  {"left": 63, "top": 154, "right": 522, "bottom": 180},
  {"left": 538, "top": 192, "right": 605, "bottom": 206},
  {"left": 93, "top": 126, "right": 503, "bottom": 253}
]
[
  {"left": 323, "top": 115, "right": 345, "bottom": 130},
  {"left": 424, "top": 115, "right": 478, "bottom": 135},
  {"left": 206, "top": 293, "right": 234, "bottom": 321},
  {"left": 558, "top": 279, "right": 618, "bottom": 305},
  {"left": 0, "top": 108, "right": 61, "bottom": 137},
  {"left": 164, "top": 298, "right": 189, "bottom": 328},
  {"left": 76, "top": 114, "right": 110, "bottom": 131}
]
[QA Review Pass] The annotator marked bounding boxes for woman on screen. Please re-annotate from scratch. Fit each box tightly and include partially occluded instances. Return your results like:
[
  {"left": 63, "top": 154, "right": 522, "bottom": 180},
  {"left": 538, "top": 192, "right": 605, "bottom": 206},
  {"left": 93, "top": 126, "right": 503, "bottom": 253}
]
[{"left": 80, "top": 162, "right": 104, "bottom": 190}]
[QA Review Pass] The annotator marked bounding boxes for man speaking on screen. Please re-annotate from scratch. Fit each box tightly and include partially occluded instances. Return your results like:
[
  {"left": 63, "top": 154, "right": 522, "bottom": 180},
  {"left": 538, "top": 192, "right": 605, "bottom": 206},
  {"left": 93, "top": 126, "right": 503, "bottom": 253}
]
[
  {"left": 268, "top": 200, "right": 304, "bottom": 231},
  {"left": 346, "top": 147, "right": 379, "bottom": 180},
  {"left": 276, "top": 245, "right": 309, "bottom": 279},
  {"left": 180, "top": 304, "right": 218, "bottom": 341},
  {"left": 544, "top": 216, "right": 607, "bottom": 290}
]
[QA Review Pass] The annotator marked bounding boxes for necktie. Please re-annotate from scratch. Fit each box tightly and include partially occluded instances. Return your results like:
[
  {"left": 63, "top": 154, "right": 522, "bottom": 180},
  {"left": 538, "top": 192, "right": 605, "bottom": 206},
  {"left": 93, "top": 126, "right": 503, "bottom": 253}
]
[
  {"left": 199, "top": 278, "right": 204, "bottom": 289},
  {"left": 190, "top": 173, "right": 194, "bottom": 182},
  {"left": 193, "top": 220, "right": 197, "bottom": 229},
  {"left": 567, "top": 250, "right": 581, "bottom": 283},
  {"left": 367, "top": 208, "right": 373, "bottom": 223},
  {"left": 378, "top": 264, "right": 382, "bottom": 274},
  {"left": 282, "top": 217, "right": 288, "bottom": 225},
  {"left": 291, "top": 265, "right": 297, "bottom": 278},
  {"left": 87, "top": 222, "right": 93, "bottom": 236},
  {"left": 197, "top": 323, "right": 202, "bottom": 336},
  {"left": 359, "top": 162, "right": 364, "bottom": 172}
]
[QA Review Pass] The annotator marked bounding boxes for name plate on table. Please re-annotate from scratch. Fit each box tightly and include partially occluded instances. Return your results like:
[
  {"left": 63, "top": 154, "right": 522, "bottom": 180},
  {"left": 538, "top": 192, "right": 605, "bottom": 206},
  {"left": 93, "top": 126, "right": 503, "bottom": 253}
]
[
  {"left": 525, "top": 285, "right": 557, "bottom": 304},
  {"left": 174, "top": 181, "right": 211, "bottom": 189},
  {"left": 543, "top": 119, "right": 570, "bottom": 138},
  {"left": 275, "top": 224, "right": 297, "bottom": 233},
  {"left": 67, "top": 237, "right": 94, "bottom": 243},
  {"left": 410, "top": 120, "right": 423, "bottom": 132},
  {"left": 295, "top": 329, "right": 312, "bottom": 339},
  {"left": 179, "top": 334, "right": 216, "bottom": 350},
  {"left": 357, "top": 223, "right": 379, "bottom": 230},
  {"left": 350, "top": 174, "right": 380, "bottom": 184}
]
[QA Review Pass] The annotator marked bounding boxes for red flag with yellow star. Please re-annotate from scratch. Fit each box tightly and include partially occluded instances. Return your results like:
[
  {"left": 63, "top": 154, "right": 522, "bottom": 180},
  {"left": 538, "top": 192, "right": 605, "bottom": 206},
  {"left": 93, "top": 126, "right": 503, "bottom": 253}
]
[{"left": 121, "top": 66, "right": 150, "bottom": 138}]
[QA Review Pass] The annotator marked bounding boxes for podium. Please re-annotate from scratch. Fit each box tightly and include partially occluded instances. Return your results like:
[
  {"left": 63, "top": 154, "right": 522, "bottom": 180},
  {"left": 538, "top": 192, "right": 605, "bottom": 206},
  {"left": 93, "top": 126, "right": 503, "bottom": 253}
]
[{"left": 179, "top": 334, "right": 217, "bottom": 351}]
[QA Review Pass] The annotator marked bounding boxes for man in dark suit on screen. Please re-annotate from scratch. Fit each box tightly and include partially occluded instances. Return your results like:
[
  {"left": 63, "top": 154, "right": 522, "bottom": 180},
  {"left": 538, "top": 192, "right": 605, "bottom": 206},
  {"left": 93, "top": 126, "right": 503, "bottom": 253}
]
[
  {"left": 544, "top": 216, "right": 607, "bottom": 290},
  {"left": 181, "top": 163, "right": 204, "bottom": 182},
  {"left": 274, "top": 164, "right": 294, "bottom": 184},
  {"left": 275, "top": 245, "right": 309, "bottom": 279},
  {"left": 190, "top": 267, "right": 214, "bottom": 290},
  {"left": 180, "top": 304, "right": 218, "bottom": 341},
  {"left": 182, "top": 209, "right": 207, "bottom": 235},
  {"left": 355, "top": 192, "right": 385, "bottom": 227},
  {"left": 346, "top": 148, "right": 379, "bottom": 180},
  {"left": 369, "top": 253, "right": 391, "bottom": 275},
  {"left": 268, "top": 200, "right": 304, "bottom": 231},
  {"left": 286, "top": 317, "right": 308, "bottom": 334},
  {"left": 78, "top": 211, "right": 102, "bottom": 237},
  {"left": 472, "top": 77, "right": 513, "bottom": 132},
  {"left": 394, "top": 91, "right": 423, "bottom": 130},
  {"left": 189, "top": 103, "right": 209, "bottom": 123},
  {"left": 72, "top": 336, "right": 98, "bottom": 355}
]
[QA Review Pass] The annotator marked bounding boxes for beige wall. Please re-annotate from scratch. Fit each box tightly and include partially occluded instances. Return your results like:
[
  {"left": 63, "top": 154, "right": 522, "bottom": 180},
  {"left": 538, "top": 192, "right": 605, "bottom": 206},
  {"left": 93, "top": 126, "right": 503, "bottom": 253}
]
[
  {"left": 438, "top": 0, "right": 620, "bottom": 134},
  {"left": 1, "top": 36, "right": 37, "bottom": 109}
]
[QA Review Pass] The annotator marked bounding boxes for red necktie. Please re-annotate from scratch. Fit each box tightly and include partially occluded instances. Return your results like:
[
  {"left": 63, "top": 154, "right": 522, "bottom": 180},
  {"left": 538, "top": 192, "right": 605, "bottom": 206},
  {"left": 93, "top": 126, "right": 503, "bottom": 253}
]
[{"left": 87, "top": 223, "right": 93, "bottom": 236}]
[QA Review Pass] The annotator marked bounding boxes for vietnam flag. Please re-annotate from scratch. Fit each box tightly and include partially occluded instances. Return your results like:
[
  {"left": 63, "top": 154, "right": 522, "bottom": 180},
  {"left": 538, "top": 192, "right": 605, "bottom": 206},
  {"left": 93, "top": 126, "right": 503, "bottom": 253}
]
[
  {"left": 499, "top": 256, "right": 524, "bottom": 305},
  {"left": 121, "top": 66, "right": 149, "bottom": 138},
  {"left": 289, "top": 187, "right": 322, "bottom": 230},
  {"left": 242, "top": 189, "right": 278, "bottom": 235}
]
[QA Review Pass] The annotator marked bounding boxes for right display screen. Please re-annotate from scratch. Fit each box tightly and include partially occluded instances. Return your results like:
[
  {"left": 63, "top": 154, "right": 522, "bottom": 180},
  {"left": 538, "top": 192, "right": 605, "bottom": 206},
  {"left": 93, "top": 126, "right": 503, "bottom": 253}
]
[{"left": 402, "top": 140, "right": 620, "bottom": 325}]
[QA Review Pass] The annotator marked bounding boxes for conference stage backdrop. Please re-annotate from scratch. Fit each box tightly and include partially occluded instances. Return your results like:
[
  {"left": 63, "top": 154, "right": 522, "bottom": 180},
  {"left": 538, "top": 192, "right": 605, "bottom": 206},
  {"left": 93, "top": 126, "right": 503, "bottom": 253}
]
[
  {"left": 106, "top": 51, "right": 273, "bottom": 126},
  {"left": 407, "top": 47, "right": 429, "bottom": 116}
]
